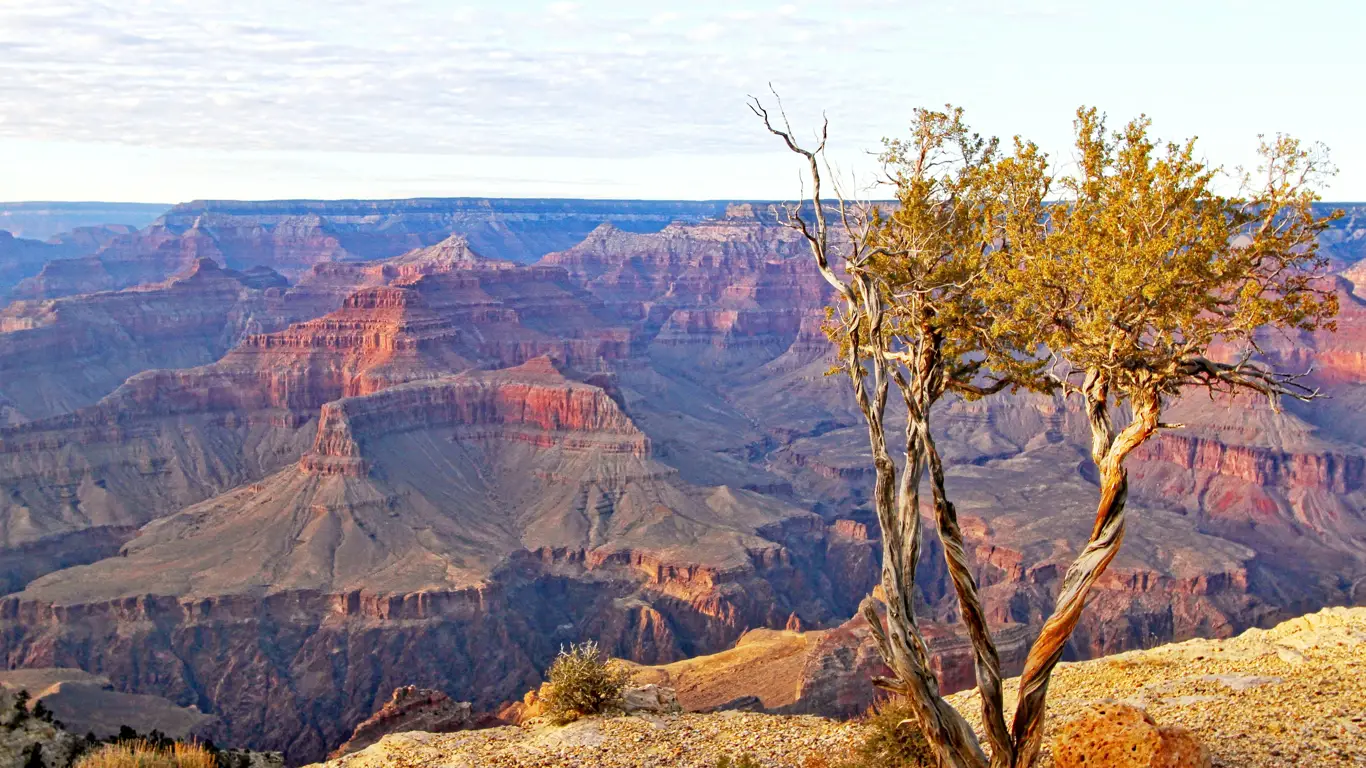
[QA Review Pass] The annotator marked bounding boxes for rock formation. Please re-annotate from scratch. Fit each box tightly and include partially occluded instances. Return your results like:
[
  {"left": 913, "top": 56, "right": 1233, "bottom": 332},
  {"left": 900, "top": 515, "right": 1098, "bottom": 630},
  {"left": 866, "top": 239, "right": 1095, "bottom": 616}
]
[
  {"left": 1050, "top": 701, "right": 1210, "bottom": 768},
  {"left": 0, "top": 202, "right": 1361, "bottom": 764},
  {"left": 0, "top": 202, "right": 166, "bottom": 241},
  {"left": 0, "top": 687, "right": 80, "bottom": 768},
  {"left": 11, "top": 198, "right": 746, "bottom": 300},
  {"left": 0, "top": 259, "right": 295, "bottom": 421},
  {"left": 0, "top": 354, "right": 873, "bottom": 761},
  {"left": 0, "top": 230, "right": 100, "bottom": 298},
  {"left": 328, "top": 687, "right": 485, "bottom": 759},
  {"left": 306, "top": 607, "right": 1366, "bottom": 768},
  {"left": 0, "top": 667, "right": 212, "bottom": 740}
]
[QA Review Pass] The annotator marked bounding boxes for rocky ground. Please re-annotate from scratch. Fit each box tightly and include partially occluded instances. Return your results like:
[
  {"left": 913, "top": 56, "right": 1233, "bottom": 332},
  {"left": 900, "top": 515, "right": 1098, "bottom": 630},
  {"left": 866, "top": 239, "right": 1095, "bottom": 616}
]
[
  {"left": 311, "top": 607, "right": 1364, "bottom": 768},
  {"left": 310, "top": 711, "right": 859, "bottom": 768},
  {"left": 948, "top": 605, "right": 1366, "bottom": 767}
]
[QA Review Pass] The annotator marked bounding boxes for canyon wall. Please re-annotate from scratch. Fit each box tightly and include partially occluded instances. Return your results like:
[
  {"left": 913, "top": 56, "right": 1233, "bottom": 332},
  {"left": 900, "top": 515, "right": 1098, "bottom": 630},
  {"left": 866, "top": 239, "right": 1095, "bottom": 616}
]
[{"left": 0, "top": 202, "right": 1361, "bottom": 763}]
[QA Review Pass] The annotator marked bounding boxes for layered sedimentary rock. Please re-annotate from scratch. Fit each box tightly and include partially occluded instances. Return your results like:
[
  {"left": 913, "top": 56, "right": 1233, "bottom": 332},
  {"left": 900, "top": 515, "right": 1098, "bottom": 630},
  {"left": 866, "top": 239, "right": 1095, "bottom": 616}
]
[
  {"left": 626, "top": 612, "right": 1033, "bottom": 719},
  {"left": 1, "top": 360, "right": 873, "bottom": 762},
  {"left": 0, "top": 259, "right": 295, "bottom": 421},
  {"left": 12, "top": 199, "right": 744, "bottom": 300},
  {"left": 0, "top": 202, "right": 167, "bottom": 241},
  {"left": 0, "top": 254, "right": 630, "bottom": 592},
  {"left": 539, "top": 207, "right": 830, "bottom": 371},
  {"left": 0, "top": 667, "right": 213, "bottom": 740},
  {"left": 329, "top": 687, "right": 485, "bottom": 760},
  {"left": 0, "top": 230, "right": 91, "bottom": 298},
  {"left": 0, "top": 201, "right": 1363, "bottom": 765}
]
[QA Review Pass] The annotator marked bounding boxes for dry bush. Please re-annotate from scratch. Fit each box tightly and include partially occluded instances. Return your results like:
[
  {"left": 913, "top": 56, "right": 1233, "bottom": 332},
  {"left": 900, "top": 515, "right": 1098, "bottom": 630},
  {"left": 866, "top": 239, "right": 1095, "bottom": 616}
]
[
  {"left": 542, "top": 641, "right": 633, "bottom": 724},
  {"left": 805, "top": 698, "right": 935, "bottom": 768},
  {"left": 74, "top": 740, "right": 216, "bottom": 768},
  {"left": 853, "top": 699, "right": 935, "bottom": 767}
]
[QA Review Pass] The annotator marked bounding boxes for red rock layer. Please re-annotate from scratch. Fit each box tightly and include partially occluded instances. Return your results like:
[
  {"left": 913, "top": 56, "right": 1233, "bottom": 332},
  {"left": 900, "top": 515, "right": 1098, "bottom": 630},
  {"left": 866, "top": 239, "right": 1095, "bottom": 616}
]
[
  {"left": 301, "top": 360, "right": 650, "bottom": 476},
  {"left": 1138, "top": 433, "right": 1364, "bottom": 495},
  {"left": 10, "top": 198, "right": 746, "bottom": 300},
  {"left": 328, "top": 687, "right": 488, "bottom": 760},
  {"left": 0, "top": 513, "right": 875, "bottom": 762},
  {"left": 0, "top": 259, "right": 296, "bottom": 421}
]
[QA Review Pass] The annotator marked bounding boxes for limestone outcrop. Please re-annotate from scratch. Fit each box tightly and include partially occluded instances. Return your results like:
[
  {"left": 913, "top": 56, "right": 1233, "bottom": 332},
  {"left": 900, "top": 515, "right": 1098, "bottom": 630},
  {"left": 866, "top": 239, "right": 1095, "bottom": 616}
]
[{"left": 329, "top": 686, "right": 486, "bottom": 759}]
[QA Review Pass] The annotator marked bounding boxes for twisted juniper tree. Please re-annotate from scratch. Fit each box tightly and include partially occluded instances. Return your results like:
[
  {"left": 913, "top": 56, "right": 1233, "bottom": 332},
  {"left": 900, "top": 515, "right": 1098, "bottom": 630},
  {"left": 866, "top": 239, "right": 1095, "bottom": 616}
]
[
  {"left": 990, "top": 109, "right": 1340, "bottom": 766},
  {"left": 750, "top": 96, "right": 1051, "bottom": 768},
  {"left": 752, "top": 96, "right": 1338, "bottom": 768}
]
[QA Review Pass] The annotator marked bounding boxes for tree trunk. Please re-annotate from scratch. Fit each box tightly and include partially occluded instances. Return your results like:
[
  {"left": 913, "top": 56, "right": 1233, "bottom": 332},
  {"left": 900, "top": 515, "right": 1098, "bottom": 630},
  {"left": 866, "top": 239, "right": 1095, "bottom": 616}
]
[
  {"left": 1007, "top": 459, "right": 1128, "bottom": 766},
  {"left": 920, "top": 420, "right": 1014, "bottom": 767},
  {"left": 1006, "top": 380, "right": 1158, "bottom": 767}
]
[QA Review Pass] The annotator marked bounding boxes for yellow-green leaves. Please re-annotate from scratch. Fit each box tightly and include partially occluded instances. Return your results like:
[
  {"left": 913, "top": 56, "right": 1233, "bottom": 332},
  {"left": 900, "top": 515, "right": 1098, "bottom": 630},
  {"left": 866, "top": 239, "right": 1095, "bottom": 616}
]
[
  {"left": 997, "top": 107, "right": 1339, "bottom": 406},
  {"left": 851, "top": 106, "right": 1054, "bottom": 402}
]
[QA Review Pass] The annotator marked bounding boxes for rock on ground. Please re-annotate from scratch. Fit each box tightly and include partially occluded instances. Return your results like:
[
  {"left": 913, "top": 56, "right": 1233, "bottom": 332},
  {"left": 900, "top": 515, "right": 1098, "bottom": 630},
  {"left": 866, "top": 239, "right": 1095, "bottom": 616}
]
[
  {"left": 1051, "top": 701, "right": 1209, "bottom": 768},
  {"left": 329, "top": 686, "right": 485, "bottom": 759},
  {"left": 947, "top": 606, "right": 1366, "bottom": 767},
  {"left": 305, "top": 606, "right": 1365, "bottom": 768}
]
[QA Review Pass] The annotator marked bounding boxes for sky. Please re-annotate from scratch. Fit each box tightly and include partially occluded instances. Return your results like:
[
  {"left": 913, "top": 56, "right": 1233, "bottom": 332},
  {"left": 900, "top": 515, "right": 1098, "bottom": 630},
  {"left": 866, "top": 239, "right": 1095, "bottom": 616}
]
[{"left": 0, "top": 0, "right": 1362, "bottom": 203}]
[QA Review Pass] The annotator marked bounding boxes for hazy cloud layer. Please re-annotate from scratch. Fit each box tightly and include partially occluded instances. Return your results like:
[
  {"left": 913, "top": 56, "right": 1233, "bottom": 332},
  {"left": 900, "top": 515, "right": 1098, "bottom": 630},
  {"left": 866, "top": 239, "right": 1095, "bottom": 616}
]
[
  {"left": 0, "top": 0, "right": 911, "bottom": 157},
  {"left": 3, "top": 0, "right": 1361, "bottom": 200}
]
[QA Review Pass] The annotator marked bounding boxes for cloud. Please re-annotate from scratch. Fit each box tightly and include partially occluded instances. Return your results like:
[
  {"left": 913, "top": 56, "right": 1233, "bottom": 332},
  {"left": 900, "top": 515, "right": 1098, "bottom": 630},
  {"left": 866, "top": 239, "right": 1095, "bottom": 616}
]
[{"left": 0, "top": 0, "right": 909, "bottom": 159}]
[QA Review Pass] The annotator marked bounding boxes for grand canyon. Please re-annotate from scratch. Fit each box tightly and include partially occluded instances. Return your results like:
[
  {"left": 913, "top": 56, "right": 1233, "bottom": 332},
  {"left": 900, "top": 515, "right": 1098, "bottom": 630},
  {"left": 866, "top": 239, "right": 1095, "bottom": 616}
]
[{"left": 0, "top": 198, "right": 1362, "bottom": 763}]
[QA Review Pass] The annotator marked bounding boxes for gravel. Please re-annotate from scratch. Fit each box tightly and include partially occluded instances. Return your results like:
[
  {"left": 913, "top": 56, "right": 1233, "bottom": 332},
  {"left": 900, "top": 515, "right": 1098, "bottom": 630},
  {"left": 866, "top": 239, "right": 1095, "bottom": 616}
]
[
  {"left": 314, "top": 607, "right": 1365, "bottom": 768},
  {"left": 317, "top": 711, "right": 861, "bottom": 768}
]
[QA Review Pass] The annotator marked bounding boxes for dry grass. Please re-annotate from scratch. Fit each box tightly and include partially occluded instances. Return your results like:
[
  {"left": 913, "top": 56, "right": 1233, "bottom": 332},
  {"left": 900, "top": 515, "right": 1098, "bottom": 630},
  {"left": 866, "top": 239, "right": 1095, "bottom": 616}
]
[{"left": 74, "top": 740, "right": 216, "bottom": 768}]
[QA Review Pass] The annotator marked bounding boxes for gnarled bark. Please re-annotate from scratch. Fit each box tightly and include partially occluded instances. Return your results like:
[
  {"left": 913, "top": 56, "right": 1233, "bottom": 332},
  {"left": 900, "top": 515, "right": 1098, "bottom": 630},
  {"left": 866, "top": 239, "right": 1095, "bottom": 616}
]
[{"left": 1007, "top": 377, "right": 1159, "bottom": 767}]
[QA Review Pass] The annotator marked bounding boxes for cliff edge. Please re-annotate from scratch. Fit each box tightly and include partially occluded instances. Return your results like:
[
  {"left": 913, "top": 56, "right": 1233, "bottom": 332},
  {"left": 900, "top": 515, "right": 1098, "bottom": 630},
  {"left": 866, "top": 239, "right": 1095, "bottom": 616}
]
[{"left": 306, "top": 606, "right": 1364, "bottom": 768}]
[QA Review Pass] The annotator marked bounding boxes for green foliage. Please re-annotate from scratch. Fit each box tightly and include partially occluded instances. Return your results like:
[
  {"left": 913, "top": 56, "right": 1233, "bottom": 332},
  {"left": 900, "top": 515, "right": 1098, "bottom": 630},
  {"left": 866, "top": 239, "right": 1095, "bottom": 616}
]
[
  {"left": 715, "top": 755, "right": 763, "bottom": 768},
  {"left": 822, "top": 105, "right": 1055, "bottom": 403},
  {"left": 31, "top": 700, "right": 54, "bottom": 724},
  {"left": 988, "top": 107, "right": 1340, "bottom": 411},
  {"left": 542, "top": 641, "right": 633, "bottom": 725},
  {"left": 13, "top": 689, "right": 31, "bottom": 724}
]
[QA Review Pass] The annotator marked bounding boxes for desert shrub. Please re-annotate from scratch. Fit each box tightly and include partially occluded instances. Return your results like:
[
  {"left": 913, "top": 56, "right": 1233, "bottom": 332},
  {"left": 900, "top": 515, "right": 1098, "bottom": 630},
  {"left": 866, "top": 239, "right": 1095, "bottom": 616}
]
[
  {"left": 815, "top": 698, "right": 934, "bottom": 768},
  {"left": 715, "top": 755, "right": 762, "bottom": 768},
  {"left": 542, "top": 641, "right": 632, "bottom": 724},
  {"left": 74, "top": 739, "right": 216, "bottom": 768}
]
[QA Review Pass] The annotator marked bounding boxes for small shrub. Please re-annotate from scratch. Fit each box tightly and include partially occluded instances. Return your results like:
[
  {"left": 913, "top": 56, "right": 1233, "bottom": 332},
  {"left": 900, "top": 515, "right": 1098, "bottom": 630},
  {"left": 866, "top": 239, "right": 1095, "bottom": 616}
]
[
  {"left": 818, "top": 698, "right": 935, "bottom": 768},
  {"left": 31, "top": 700, "right": 53, "bottom": 724},
  {"left": 73, "top": 739, "right": 217, "bottom": 768},
  {"left": 542, "top": 641, "right": 632, "bottom": 724},
  {"left": 12, "top": 689, "right": 31, "bottom": 723}
]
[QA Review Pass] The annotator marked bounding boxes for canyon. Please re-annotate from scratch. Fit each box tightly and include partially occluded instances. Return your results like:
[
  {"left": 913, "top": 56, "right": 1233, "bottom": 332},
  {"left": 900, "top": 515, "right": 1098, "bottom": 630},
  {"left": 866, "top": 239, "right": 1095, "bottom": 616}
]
[{"left": 0, "top": 199, "right": 1362, "bottom": 762}]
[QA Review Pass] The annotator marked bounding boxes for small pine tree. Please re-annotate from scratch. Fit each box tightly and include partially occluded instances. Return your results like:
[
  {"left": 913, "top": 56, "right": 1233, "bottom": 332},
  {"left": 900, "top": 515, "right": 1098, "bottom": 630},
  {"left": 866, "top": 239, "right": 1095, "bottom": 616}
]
[
  {"left": 12, "top": 690, "right": 31, "bottom": 723},
  {"left": 31, "top": 700, "right": 53, "bottom": 723}
]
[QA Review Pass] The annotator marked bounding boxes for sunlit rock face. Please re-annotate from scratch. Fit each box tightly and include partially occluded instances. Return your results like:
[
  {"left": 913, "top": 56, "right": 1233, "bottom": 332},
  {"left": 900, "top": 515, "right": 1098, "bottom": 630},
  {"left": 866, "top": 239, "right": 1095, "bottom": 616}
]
[{"left": 0, "top": 202, "right": 1361, "bottom": 762}]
